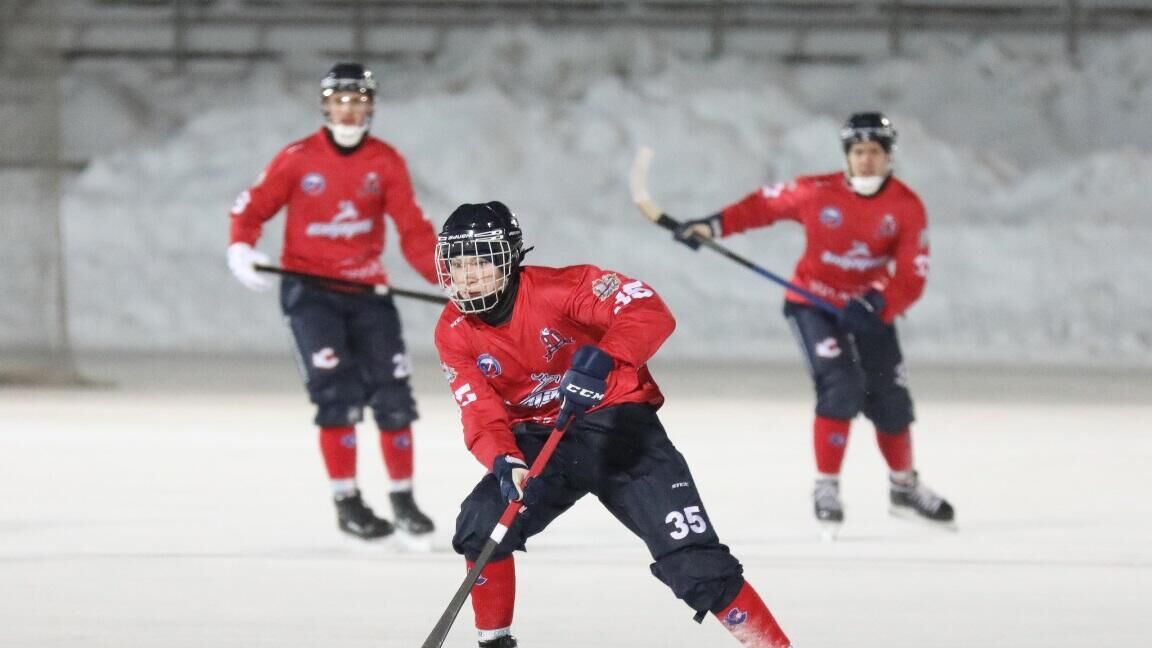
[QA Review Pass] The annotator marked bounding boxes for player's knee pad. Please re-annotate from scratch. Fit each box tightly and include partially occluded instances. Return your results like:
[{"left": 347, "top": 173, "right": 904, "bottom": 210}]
[
  {"left": 314, "top": 402, "right": 364, "bottom": 427},
  {"left": 370, "top": 382, "right": 418, "bottom": 430},
  {"left": 864, "top": 388, "right": 915, "bottom": 432},
  {"left": 306, "top": 367, "right": 366, "bottom": 416},
  {"left": 452, "top": 481, "right": 526, "bottom": 562},
  {"left": 815, "top": 374, "right": 866, "bottom": 420},
  {"left": 650, "top": 545, "right": 746, "bottom": 613}
]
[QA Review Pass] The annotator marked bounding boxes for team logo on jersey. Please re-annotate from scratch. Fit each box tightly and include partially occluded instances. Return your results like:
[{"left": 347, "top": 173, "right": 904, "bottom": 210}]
[
  {"left": 539, "top": 327, "right": 574, "bottom": 361},
  {"left": 305, "top": 201, "right": 374, "bottom": 239},
  {"left": 440, "top": 362, "right": 457, "bottom": 383},
  {"left": 360, "top": 172, "right": 380, "bottom": 195},
  {"left": 592, "top": 273, "right": 622, "bottom": 301},
  {"left": 819, "top": 206, "right": 843, "bottom": 228},
  {"left": 301, "top": 172, "right": 326, "bottom": 195},
  {"left": 820, "top": 241, "right": 890, "bottom": 271},
  {"left": 476, "top": 354, "right": 502, "bottom": 378},
  {"left": 877, "top": 213, "right": 898, "bottom": 237},
  {"left": 518, "top": 373, "right": 562, "bottom": 409},
  {"left": 815, "top": 337, "right": 842, "bottom": 359},
  {"left": 475, "top": 575, "right": 488, "bottom": 586},
  {"left": 724, "top": 607, "right": 749, "bottom": 626}
]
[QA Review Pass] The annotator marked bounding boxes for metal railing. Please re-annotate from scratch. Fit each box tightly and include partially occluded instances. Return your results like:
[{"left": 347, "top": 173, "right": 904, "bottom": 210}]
[{"left": 2, "top": 0, "right": 1149, "bottom": 69}]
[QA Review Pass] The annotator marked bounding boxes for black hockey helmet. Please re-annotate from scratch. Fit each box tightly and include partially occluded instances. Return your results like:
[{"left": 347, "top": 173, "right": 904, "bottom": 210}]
[
  {"left": 436, "top": 202, "right": 526, "bottom": 314},
  {"left": 840, "top": 112, "right": 897, "bottom": 153},
  {"left": 320, "top": 62, "right": 377, "bottom": 100}
]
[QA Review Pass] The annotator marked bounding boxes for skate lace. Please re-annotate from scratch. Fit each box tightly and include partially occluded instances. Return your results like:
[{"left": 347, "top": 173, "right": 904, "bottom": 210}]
[
  {"left": 813, "top": 480, "right": 842, "bottom": 511},
  {"left": 909, "top": 482, "right": 943, "bottom": 513}
]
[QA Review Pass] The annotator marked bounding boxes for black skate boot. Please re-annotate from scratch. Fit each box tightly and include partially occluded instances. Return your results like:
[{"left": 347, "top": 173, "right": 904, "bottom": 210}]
[
  {"left": 889, "top": 471, "right": 955, "bottom": 527},
  {"left": 813, "top": 476, "right": 844, "bottom": 541},
  {"left": 479, "top": 636, "right": 518, "bottom": 648},
  {"left": 389, "top": 490, "right": 435, "bottom": 535},
  {"left": 334, "top": 491, "right": 394, "bottom": 540}
]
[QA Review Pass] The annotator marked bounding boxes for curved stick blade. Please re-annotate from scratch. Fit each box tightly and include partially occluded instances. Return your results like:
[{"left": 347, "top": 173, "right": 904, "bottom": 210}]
[{"left": 629, "top": 146, "right": 663, "bottom": 222}]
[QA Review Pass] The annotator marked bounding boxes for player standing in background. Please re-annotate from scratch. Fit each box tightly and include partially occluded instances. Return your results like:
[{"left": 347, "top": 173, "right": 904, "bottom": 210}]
[
  {"left": 226, "top": 63, "right": 436, "bottom": 541},
  {"left": 434, "top": 201, "right": 792, "bottom": 648},
  {"left": 673, "top": 112, "right": 954, "bottom": 537}
]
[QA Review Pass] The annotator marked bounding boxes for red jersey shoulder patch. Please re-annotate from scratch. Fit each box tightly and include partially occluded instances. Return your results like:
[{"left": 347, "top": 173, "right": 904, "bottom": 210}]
[{"left": 592, "top": 273, "right": 622, "bottom": 301}]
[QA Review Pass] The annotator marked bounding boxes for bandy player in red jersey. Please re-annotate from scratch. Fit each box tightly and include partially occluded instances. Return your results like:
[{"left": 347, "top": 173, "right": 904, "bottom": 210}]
[
  {"left": 674, "top": 112, "right": 955, "bottom": 537},
  {"left": 226, "top": 63, "right": 437, "bottom": 542},
  {"left": 433, "top": 202, "right": 792, "bottom": 648}
]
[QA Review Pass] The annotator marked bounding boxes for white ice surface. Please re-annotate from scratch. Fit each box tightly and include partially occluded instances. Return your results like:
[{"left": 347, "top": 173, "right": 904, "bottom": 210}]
[{"left": 2, "top": 356, "right": 1150, "bottom": 648}]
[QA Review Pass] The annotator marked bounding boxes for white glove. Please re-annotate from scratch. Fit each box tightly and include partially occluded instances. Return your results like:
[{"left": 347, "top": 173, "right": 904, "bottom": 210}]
[{"left": 227, "top": 242, "right": 272, "bottom": 292}]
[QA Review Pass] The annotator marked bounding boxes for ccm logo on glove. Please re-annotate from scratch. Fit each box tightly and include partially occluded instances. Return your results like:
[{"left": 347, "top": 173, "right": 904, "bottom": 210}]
[
  {"left": 556, "top": 345, "right": 615, "bottom": 429},
  {"left": 563, "top": 383, "right": 605, "bottom": 400}
]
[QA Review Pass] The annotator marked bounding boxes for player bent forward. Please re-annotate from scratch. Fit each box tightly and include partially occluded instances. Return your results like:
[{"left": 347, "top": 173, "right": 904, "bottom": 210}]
[{"left": 433, "top": 201, "right": 793, "bottom": 648}]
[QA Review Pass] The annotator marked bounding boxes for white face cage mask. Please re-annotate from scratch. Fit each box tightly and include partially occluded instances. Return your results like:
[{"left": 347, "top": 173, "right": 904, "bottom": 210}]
[
  {"left": 323, "top": 92, "right": 374, "bottom": 147},
  {"left": 435, "top": 236, "right": 516, "bottom": 313},
  {"left": 840, "top": 127, "right": 895, "bottom": 145}
]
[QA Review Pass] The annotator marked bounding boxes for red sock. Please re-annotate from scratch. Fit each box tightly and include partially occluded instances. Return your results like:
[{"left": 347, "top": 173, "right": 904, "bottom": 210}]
[
  {"left": 319, "top": 426, "right": 357, "bottom": 479},
  {"left": 714, "top": 580, "right": 791, "bottom": 648},
  {"left": 813, "top": 416, "right": 851, "bottom": 474},
  {"left": 875, "top": 427, "right": 913, "bottom": 472},
  {"left": 379, "top": 426, "right": 414, "bottom": 482},
  {"left": 469, "top": 555, "right": 515, "bottom": 632}
]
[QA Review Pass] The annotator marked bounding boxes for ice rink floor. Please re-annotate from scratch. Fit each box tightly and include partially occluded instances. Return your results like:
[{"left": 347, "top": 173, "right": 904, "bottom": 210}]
[{"left": 2, "top": 354, "right": 1150, "bottom": 648}]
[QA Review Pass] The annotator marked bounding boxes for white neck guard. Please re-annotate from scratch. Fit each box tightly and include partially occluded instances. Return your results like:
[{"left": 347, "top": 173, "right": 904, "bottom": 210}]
[
  {"left": 848, "top": 174, "right": 887, "bottom": 196},
  {"left": 328, "top": 123, "right": 368, "bottom": 148}
]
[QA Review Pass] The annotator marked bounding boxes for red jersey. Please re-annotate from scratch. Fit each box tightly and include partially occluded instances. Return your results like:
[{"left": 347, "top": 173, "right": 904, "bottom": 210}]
[
  {"left": 228, "top": 128, "right": 438, "bottom": 285},
  {"left": 434, "top": 265, "right": 675, "bottom": 470},
  {"left": 720, "top": 172, "right": 929, "bottom": 322}
]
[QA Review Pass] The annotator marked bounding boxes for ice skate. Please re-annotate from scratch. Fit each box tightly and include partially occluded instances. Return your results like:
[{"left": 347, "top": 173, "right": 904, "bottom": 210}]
[
  {"left": 334, "top": 491, "right": 394, "bottom": 540},
  {"left": 479, "top": 635, "right": 518, "bottom": 648},
  {"left": 390, "top": 490, "right": 435, "bottom": 535},
  {"left": 812, "top": 476, "right": 843, "bottom": 542},
  {"left": 389, "top": 490, "right": 435, "bottom": 551},
  {"left": 889, "top": 471, "right": 956, "bottom": 530}
]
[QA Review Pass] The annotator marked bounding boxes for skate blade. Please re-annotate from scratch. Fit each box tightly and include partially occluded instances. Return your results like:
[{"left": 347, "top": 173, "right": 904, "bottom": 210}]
[
  {"left": 818, "top": 521, "right": 842, "bottom": 543},
  {"left": 333, "top": 530, "right": 437, "bottom": 554},
  {"left": 393, "top": 529, "right": 435, "bottom": 552},
  {"left": 888, "top": 506, "right": 958, "bottom": 532},
  {"left": 333, "top": 530, "right": 400, "bottom": 552}
]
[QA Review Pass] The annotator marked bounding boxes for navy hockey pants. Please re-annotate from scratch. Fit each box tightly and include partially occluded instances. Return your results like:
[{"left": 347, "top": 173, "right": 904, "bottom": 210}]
[
  {"left": 784, "top": 301, "right": 914, "bottom": 432},
  {"left": 453, "top": 403, "right": 746, "bottom": 616},
  {"left": 280, "top": 276, "right": 418, "bottom": 429}
]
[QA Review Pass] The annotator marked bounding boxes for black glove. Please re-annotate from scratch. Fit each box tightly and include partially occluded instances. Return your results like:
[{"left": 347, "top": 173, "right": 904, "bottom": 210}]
[
  {"left": 556, "top": 345, "right": 615, "bottom": 429},
  {"left": 839, "top": 290, "right": 888, "bottom": 336},
  {"left": 492, "top": 454, "right": 545, "bottom": 505},
  {"left": 672, "top": 213, "right": 722, "bottom": 251}
]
